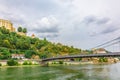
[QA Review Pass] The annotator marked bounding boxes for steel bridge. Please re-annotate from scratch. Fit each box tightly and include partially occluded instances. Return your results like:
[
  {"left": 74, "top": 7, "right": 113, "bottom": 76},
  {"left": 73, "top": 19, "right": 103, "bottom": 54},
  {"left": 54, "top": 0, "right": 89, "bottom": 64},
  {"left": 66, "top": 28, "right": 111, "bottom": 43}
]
[{"left": 42, "top": 52, "right": 120, "bottom": 62}]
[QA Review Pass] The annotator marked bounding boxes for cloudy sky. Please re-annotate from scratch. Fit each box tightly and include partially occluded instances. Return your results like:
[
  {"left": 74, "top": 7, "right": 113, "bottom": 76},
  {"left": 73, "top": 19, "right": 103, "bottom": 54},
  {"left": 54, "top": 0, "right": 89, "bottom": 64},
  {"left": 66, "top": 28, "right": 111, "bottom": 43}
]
[{"left": 0, "top": 0, "right": 120, "bottom": 50}]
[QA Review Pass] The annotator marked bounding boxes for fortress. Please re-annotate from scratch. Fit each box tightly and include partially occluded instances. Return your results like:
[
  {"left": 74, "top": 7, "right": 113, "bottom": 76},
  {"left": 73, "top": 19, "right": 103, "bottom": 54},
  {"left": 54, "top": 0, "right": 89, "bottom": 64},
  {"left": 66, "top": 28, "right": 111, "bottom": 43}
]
[
  {"left": 0, "top": 19, "right": 15, "bottom": 32},
  {"left": 0, "top": 19, "right": 34, "bottom": 37}
]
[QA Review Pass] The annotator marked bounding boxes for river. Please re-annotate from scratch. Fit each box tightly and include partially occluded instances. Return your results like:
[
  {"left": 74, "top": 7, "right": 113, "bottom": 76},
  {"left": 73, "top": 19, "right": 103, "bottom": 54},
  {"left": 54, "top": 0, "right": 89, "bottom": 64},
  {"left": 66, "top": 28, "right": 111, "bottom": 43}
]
[{"left": 0, "top": 63, "right": 120, "bottom": 80}]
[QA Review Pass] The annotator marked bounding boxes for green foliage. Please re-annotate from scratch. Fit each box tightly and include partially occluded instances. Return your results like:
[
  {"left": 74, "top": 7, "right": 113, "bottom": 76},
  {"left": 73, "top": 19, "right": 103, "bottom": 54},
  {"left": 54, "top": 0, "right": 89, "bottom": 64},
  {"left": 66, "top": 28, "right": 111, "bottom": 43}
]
[
  {"left": 0, "top": 26, "right": 10, "bottom": 34},
  {"left": 0, "top": 48, "right": 10, "bottom": 59},
  {"left": 18, "top": 27, "right": 27, "bottom": 33},
  {"left": 58, "top": 61, "right": 64, "bottom": 64},
  {"left": 18, "top": 27, "right": 22, "bottom": 32},
  {"left": 2, "top": 40, "right": 11, "bottom": 48},
  {"left": 23, "top": 28, "right": 27, "bottom": 33},
  {"left": 0, "top": 63, "right": 2, "bottom": 66},
  {"left": 52, "top": 61, "right": 57, "bottom": 64},
  {"left": 23, "top": 61, "right": 28, "bottom": 65},
  {"left": 23, "top": 61, "right": 32, "bottom": 65},
  {"left": 99, "top": 57, "right": 108, "bottom": 62},
  {"left": 29, "top": 61, "right": 32, "bottom": 65},
  {"left": 25, "top": 50, "right": 37, "bottom": 58},
  {"left": 0, "top": 26, "right": 83, "bottom": 59},
  {"left": 7, "top": 59, "right": 18, "bottom": 66}
]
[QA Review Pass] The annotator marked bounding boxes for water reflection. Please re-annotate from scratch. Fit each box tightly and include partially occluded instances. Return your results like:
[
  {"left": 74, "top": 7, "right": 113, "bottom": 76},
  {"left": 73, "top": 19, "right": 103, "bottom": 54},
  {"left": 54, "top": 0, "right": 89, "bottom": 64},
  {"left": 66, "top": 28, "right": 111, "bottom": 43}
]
[{"left": 0, "top": 63, "right": 120, "bottom": 80}]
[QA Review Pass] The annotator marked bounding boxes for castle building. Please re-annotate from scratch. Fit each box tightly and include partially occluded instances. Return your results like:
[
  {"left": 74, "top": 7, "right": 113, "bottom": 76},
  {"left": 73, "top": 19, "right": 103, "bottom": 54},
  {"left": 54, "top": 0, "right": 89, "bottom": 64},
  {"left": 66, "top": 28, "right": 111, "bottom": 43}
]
[
  {"left": 0, "top": 19, "right": 15, "bottom": 32},
  {"left": 31, "top": 34, "right": 35, "bottom": 38}
]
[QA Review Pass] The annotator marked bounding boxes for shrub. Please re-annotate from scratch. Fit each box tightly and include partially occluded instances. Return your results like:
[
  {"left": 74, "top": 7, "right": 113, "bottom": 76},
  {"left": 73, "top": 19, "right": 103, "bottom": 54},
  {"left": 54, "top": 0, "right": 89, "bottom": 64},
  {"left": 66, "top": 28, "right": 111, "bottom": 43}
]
[
  {"left": 23, "top": 61, "right": 33, "bottom": 65},
  {"left": 28, "top": 61, "right": 32, "bottom": 65},
  {"left": 7, "top": 59, "right": 18, "bottom": 66},
  {"left": 23, "top": 61, "right": 28, "bottom": 65},
  {"left": 99, "top": 57, "right": 108, "bottom": 62},
  {"left": 59, "top": 61, "right": 63, "bottom": 64},
  {"left": 0, "top": 63, "right": 2, "bottom": 66}
]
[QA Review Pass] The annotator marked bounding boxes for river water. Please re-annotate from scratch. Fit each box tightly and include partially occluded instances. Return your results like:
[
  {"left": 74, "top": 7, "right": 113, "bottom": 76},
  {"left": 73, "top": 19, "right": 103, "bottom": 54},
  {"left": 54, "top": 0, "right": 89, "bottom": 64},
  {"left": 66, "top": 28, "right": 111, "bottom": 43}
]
[{"left": 0, "top": 63, "right": 120, "bottom": 80}]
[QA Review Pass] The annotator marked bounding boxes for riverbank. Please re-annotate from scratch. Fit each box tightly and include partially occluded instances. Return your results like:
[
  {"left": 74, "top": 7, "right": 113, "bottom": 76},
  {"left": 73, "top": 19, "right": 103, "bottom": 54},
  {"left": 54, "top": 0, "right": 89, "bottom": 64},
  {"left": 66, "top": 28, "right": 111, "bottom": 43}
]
[
  {"left": 47, "top": 60, "right": 120, "bottom": 66},
  {"left": 0, "top": 58, "right": 119, "bottom": 67},
  {"left": 0, "top": 64, "right": 41, "bottom": 68}
]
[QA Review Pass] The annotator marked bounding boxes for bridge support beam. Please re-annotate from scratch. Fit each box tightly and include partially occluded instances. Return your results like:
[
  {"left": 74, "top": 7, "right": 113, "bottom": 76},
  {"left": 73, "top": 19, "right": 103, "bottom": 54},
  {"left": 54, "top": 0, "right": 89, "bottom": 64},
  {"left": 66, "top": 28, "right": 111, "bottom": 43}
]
[{"left": 40, "top": 61, "right": 48, "bottom": 66}]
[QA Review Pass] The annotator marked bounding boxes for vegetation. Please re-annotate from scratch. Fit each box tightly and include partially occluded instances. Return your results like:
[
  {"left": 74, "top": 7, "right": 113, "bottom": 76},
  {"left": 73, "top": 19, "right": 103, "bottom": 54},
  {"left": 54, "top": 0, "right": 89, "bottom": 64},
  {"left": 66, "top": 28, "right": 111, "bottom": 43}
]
[
  {"left": 99, "top": 57, "right": 108, "bottom": 62},
  {"left": 18, "top": 27, "right": 27, "bottom": 33},
  {"left": 58, "top": 61, "right": 64, "bottom": 64},
  {"left": 18, "top": 27, "right": 22, "bottom": 32},
  {"left": 23, "top": 61, "right": 32, "bottom": 65},
  {"left": 7, "top": 59, "right": 18, "bottom": 66},
  {"left": 0, "top": 26, "right": 84, "bottom": 60}
]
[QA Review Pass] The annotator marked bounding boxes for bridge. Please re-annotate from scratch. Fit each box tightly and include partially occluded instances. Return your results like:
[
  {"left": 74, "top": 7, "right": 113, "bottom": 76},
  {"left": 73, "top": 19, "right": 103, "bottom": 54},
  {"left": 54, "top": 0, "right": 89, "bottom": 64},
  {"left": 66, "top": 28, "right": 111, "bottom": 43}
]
[
  {"left": 42, "top": 36, "right": 120, "bottom": 62},
  {"left": 42, "top": 52, "right": 120, "bottom": 62}
]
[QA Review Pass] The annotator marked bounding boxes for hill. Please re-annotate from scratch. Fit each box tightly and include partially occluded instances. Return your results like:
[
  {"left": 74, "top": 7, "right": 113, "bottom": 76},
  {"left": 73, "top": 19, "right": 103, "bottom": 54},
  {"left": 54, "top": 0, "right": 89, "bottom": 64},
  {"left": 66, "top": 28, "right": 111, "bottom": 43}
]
[{"left": 0, "top": 26, "right": 90, "bottom": 60}]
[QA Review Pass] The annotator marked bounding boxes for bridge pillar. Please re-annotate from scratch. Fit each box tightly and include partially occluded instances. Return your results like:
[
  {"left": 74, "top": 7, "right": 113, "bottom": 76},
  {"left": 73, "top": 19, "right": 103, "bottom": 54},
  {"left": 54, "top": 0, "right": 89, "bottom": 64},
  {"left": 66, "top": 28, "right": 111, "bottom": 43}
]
[{"left": 40, "top": 61, "right": 48, "bottom": 66}]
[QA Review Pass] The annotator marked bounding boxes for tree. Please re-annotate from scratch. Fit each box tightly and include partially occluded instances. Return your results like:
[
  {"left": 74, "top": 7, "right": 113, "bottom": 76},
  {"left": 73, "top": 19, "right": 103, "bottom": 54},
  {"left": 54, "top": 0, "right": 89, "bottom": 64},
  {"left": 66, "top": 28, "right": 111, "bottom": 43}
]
[
  {"left": 7, "top": 59, "right": 18, "bottom": 66},
  {"left": 2, "top": 40, "right": 11, "bottom": 48},
  {"left": 23, "top": 28, "right": 27, "bottom": 33},
  {"left": 16, "top": 39, "right": 30, "bottom": 50},
  {"left": 1, "top": 26, "right": 10, "bottom": 34},
  {"left": 18, "top": 27, "right": 22, "bottom": 32},
  {"left": 0, "top": 49, "right": 11, "bottom": 59},
  {"left": 25, "top": 50, "right": 37, "bottom": 58}
]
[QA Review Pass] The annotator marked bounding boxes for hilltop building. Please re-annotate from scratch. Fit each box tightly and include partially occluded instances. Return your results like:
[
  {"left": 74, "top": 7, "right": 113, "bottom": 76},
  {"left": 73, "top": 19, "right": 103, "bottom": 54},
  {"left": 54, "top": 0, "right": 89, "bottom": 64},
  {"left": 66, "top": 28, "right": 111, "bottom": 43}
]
[
  {"left": 0, "top": 19, "right": 15, "bottom": 32},
  {"left": 92, "top": 48, "right": 107, "bottom": 54},
  {"left": 17, "top": 32, "right": 26, "bottom": 36},
  {"left": 31, "top": 34, "right": 35, "bottom": 38}
]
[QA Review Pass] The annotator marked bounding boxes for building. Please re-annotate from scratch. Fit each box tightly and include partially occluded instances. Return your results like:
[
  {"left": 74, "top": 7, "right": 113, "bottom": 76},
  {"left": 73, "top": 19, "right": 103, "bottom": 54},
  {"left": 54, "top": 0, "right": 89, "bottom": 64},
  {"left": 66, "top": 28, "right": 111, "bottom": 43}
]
[
  {"left": 17, "top": 32, "right": 26, "bottom": 36},
  {"left": 0, "top": 19, "right": 15, "bottom": 32},
  {"left": 31, "top": 34, "right": 35, "bottom": 38},
  {"left": 93, "top": 48, "right": 107, "bottom": 54},
  {"left": 11, "top": 54, "right": 25, "bottom": 59}
]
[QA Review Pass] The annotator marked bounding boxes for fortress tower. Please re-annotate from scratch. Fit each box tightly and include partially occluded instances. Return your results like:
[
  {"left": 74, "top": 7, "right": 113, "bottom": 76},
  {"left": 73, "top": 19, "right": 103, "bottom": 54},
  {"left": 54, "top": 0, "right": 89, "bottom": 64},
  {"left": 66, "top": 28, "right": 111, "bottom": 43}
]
[{"left": 0, "top": 19, "right": 15, "bottom": 32}]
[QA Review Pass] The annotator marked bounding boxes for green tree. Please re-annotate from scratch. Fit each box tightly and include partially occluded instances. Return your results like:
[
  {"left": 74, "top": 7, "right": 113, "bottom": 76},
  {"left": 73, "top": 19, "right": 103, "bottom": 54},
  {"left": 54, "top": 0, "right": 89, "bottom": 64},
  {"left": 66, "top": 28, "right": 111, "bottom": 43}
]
[
  {"left": 1, "top": 49, "right": 11, "bottom": 59},
  {"left": 7, "top": 59, "right": 18, "bottom": 66},
  {"left": 23, "top": 28, "right": 27, "bottom": 33},
  {"left": 2, "top": 40, "right": 11, "bottom": 48},
  {"left": 18, "top": 27, "right": 22, "bottom": 32},
  {"left": 0, "top": 63, "right": 2, "bottom": 66},
  {"left": 0, "top": 26, "right": 10, "bottom": 34},
  {"left": 25, "top": 50, "right": 37, "bottom": 58}
]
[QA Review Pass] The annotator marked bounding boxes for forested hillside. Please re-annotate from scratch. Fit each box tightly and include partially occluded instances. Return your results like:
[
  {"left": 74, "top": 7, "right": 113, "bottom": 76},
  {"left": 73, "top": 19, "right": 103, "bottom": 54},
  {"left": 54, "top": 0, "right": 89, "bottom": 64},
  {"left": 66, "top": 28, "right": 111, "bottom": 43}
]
[{"left": 0, "top": 26, "right": 85, "bottom": 59}]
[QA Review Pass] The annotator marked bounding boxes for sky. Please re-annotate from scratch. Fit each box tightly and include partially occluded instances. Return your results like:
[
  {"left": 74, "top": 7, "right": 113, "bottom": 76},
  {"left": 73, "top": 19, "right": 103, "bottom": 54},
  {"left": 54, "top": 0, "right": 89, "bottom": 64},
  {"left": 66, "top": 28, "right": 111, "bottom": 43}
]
[{"left": 0, "top": 0, "right": 120, "bottom": 50}]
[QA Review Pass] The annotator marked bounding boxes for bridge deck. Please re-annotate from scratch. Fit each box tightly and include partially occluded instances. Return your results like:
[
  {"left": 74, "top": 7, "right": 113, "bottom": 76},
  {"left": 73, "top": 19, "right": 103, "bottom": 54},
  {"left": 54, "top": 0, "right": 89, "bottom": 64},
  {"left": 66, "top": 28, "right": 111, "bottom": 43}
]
[{"left": 42, "top": 52, "right": 120, "bottom": 62}]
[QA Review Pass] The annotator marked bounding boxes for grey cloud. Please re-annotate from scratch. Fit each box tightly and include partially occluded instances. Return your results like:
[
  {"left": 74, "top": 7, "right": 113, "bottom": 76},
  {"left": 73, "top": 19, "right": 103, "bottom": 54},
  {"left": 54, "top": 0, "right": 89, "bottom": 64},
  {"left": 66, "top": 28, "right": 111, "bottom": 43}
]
[
  {"left": 96, "top": 18, "right": 110, "bottom": 25},
  {"left": 38, "top": 33, "right": 59, "bottom": 38},
  {"left": 83, "top": 16, "right": 97, "bottom": 25},
  {"left": 32, "top": 26, "right": 59, "bottom": 33},
  {"left": 82, "top": 16, "right": 110, "bottom": 25},
  {"left": 77, "top": 15, "right": 120, "bottom": 37},
  {"left": 100, "top": 26, "right": 120, "bottom": 34}
]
